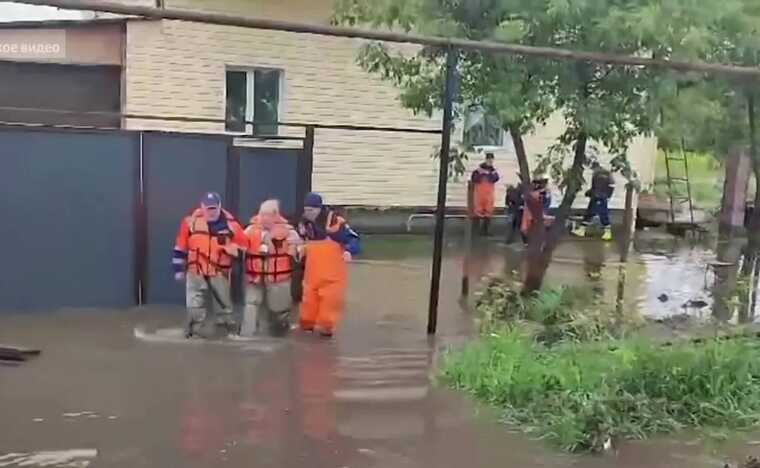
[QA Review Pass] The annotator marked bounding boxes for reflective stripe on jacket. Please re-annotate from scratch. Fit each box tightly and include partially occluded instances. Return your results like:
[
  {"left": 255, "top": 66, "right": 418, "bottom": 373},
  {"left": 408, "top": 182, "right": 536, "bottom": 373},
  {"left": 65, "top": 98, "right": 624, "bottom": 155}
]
[{"left": 174, "top": 208, "right": 245, "bottom": 277}]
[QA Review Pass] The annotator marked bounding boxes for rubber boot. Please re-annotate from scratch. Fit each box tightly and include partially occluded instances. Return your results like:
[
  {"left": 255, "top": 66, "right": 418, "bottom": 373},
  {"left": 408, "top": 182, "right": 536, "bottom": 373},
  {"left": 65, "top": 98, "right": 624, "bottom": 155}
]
[
  {"left": 572, "top": 225, "right": 587, "bottom": 237},
  {"left": 481, "top": 218, "right": 491, "bottom": 236},
  {"left": 185, "top": 307, "right": 206, "bottom": 338},
  {"left": 472, "top": 218, "right": 482, "bottom": 236}
]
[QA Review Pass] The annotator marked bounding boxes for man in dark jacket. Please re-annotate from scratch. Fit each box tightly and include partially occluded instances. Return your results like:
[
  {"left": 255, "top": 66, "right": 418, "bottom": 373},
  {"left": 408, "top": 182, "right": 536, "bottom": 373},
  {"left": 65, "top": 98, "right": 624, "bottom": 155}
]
[{"left": 573, "top": 163, "right": 614, "bottom": 241}]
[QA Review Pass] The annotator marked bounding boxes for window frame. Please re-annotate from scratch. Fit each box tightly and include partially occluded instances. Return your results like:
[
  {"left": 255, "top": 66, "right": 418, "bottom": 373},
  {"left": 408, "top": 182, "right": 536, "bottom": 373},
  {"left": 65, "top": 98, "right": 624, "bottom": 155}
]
[
  {"left": 224, "top": 66, "right": 284, "bottom": 136},
  {"left": 462, "top": 107, "right": 509, "bottom": 151}
]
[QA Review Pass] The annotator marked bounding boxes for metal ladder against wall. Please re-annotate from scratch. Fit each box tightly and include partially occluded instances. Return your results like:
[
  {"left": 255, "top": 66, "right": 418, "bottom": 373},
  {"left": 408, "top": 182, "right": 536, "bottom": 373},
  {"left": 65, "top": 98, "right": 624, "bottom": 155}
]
[{"left": 663, "top": 142, "right": 696, "bottom": 226}]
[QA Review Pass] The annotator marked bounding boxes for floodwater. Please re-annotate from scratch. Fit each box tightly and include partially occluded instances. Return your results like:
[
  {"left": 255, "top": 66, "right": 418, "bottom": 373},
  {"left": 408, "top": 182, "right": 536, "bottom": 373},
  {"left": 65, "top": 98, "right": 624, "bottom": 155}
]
[{"left": 1, "top": 233, "right": 757, "bottom": 468}]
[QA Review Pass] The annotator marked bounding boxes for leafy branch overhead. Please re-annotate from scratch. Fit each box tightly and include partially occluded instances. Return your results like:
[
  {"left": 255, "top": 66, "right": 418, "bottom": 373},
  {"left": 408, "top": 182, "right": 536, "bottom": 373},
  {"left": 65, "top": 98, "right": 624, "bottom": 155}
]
[
  {"left": 334, "top": 0, "right": 760, "bottom": 290},
  {"left": 332, "top": 0, "right": 668, "bottom": 187}
]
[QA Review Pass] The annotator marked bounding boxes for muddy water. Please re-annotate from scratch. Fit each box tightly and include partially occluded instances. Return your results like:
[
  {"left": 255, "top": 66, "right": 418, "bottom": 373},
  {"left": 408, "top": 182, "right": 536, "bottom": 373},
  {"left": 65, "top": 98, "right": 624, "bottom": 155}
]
[{"left": 0, "top": 233, "right": 755, "bottom": 467}]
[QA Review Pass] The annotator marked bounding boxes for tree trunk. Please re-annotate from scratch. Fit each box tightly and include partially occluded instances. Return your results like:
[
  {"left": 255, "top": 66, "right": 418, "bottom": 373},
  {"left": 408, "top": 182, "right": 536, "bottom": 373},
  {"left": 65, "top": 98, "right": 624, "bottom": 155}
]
[
  {"left": 522, "top": 132, "right": 589, "bottom": 293},
  {"left": 510, "top": 124, "right": 549, "bottom": 293},
  {"left": 509, "top": 124, "right": 531, "bottom": 183}
]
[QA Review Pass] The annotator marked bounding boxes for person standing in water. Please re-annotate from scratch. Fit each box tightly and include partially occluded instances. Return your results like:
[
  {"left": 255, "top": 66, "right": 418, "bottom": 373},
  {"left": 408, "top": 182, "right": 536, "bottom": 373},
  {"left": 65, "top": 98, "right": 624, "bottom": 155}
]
[
  {"left": 298, "top": 192, "right": 360, "bottom": 338},
  {"left": 470, "top": 153, "right": 500, "bottom": 235},
  {"left": 573, "top": 163, "right": 615, "bottom": 241},
  {"left": 173, "top": 192, "right": 247, "bottom": 338},
  {"left": 241, "top": 199, "right": 301, "bottom": 336}
]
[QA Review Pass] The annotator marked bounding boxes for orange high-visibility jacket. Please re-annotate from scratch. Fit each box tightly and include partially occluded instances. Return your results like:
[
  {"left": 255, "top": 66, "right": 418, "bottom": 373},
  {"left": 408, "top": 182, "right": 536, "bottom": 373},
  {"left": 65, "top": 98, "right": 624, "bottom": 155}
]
[
  {"left": 245, "top": 214, "right": 297, "bottom": 284},
  {"left": 174, "top": 208, "right": 246, "bottom": 277}
]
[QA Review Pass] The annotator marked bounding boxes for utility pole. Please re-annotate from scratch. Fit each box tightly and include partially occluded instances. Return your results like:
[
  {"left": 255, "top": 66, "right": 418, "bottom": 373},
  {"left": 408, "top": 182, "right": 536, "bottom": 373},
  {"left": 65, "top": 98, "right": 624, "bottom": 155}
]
[{"left": 427, "top": 48, "right": 458, "bottom": 335}]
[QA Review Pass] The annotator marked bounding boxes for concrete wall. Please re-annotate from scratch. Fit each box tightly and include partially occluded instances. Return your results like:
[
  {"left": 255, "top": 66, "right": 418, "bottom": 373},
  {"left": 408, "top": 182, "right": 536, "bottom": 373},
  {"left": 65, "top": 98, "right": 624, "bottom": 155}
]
[{"left": 122, "top": 0, "right": 658, "bottom": 210}]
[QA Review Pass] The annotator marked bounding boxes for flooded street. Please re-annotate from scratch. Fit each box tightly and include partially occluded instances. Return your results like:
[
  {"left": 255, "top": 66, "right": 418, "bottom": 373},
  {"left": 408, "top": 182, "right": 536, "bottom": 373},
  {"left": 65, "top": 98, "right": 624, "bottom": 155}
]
[{"left": 1, "top": 233, "right": 757, "bottom": 467}]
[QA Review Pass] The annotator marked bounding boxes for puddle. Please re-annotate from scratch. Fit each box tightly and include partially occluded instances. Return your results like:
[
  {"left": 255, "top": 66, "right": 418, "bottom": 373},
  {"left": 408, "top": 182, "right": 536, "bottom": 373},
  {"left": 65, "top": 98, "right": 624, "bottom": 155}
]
[{"left": 0, "top": 449, "right": 97, "bottom": 468}]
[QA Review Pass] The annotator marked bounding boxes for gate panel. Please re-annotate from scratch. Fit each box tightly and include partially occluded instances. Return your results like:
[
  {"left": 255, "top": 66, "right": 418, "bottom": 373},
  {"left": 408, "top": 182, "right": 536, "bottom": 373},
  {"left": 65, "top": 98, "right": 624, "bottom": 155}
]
[
  {"left": 143, "top": 133, "right": 229, "bottom": 304},
  {"left": 0, "top": 128, "right": 138, "bottom": 311},
  {"left": 237, "top": 146, "right": 301, "bottom": 221}
]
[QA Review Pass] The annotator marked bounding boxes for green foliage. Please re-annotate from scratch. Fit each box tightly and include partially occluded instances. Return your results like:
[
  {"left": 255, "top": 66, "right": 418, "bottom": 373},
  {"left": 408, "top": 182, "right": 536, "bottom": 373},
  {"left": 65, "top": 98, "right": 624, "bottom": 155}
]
[
  {"left": 475, "top": 277, "right": 625, "bottom": 344},
  {"left": 652, "top": 150, "right": 725, "bottom": 209},
  {"left": 440, "top": 331, "right": 760, "bottom": 452},
  {"left": 333, "top": 0, "right": 669, "bottom": 204}
]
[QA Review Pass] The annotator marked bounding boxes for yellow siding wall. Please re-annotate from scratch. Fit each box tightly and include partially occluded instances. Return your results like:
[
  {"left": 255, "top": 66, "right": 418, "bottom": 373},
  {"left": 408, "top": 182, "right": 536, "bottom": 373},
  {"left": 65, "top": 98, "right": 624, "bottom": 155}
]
[
  {"left": 168, "top": 0, "right": 335, "bottom": 23},
  {"left": 123, "top": 3, "right": 657, "bottom": 209}
]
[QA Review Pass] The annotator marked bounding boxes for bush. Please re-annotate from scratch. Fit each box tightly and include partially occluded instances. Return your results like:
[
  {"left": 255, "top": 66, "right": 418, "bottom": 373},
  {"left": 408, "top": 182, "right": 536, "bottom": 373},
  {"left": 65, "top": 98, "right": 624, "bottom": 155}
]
[
  {"left": 475, "top": 278, "right": 627, "bottom": 344},
  {"left": 440, "top": 330, "right": 760, "bottom": 452}
]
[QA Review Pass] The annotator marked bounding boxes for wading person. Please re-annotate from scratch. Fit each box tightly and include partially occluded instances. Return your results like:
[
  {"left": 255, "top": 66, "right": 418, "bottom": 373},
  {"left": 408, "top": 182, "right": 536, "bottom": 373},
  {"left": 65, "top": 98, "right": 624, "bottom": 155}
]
[
  {"left": 505, "top": 184, "right": 524, "bottom": 244},
  {"left": 573, "top": 163, "right": 615, "bottom": 241},
  {"left": 241, "top": 199, "right": 301, "bottom": 337},
  {"left": 520, "top": 175, "right": 553, "bottom": 241},
  {"left": 298, "top": 192, "right": 360, "bottom": 338},
  {"left": 173, "top": 192, "right": 246, "bottom": 338},
  {"left": 470, "top": 153, "right": 500, "bottom": 235}
]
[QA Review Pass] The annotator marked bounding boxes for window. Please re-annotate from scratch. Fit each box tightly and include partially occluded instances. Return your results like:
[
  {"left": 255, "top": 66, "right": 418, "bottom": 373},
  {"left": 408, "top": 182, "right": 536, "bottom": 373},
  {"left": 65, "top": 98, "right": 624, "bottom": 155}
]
[
  {"left": 463, "top": 107, "right": 504, "bottom": 148},
  {"left": 225, "top": 68, "right": 282, "bottom": 136}
]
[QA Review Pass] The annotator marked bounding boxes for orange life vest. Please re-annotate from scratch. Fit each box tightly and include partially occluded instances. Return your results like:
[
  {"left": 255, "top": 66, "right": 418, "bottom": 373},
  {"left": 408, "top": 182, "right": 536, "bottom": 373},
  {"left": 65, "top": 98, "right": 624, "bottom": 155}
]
[
  {"left": 184, "top": 209, "right": 239, "bottom": 277},
  {"left": 245, "top": 214, "right": 294, "bottom": 284}
]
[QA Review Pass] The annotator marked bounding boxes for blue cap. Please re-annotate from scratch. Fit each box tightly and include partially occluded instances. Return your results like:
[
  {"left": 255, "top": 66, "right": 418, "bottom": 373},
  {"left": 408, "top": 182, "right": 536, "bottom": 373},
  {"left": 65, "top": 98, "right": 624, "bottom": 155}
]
[
  {"left": 304, "top": 192, "right": 323, "bottom": 208},
  {"left": 201, "top": 192, "right": 222, "bottom": 208}
]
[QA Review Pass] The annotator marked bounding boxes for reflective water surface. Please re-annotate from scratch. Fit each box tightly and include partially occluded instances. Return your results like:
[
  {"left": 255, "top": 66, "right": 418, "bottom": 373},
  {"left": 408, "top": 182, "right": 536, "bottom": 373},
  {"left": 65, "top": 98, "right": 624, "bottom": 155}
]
[{"left": 1, "top": 233, "right": 758, "bottom": 468}]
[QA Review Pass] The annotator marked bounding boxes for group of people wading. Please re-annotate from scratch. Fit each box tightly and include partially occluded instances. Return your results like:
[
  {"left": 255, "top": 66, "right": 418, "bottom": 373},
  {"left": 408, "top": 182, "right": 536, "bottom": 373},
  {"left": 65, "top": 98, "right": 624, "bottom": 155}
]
[
  {"left": 470, "top": 153, "right": 615, "bottom": 242},
  {"left": 172, "top": 191, "right": 360, "bottom": 340}
]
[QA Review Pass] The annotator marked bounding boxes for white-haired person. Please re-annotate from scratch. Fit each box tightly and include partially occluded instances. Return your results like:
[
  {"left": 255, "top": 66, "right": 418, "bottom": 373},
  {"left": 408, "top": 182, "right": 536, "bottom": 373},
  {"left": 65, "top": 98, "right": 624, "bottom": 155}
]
[{"left": 241, "top": 199, "right": 301, "bottom": 336}]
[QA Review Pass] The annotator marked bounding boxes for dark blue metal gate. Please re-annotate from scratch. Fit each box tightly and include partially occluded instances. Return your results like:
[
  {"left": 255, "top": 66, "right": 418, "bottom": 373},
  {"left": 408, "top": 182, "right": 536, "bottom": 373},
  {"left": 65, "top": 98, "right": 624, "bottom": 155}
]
[
  {"left": 0, "top": 126, "right": 312, "bottom": 311},
  {"left": 141, "top": 132, "right": 231, "bottom": 305},
  {"left": 0, "top": 128, "right": 139, "bottom": 311}
]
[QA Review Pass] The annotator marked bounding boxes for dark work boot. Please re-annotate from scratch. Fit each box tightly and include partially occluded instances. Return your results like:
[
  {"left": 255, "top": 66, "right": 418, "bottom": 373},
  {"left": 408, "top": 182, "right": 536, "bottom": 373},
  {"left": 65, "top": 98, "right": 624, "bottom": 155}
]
[{"left": 481, "top": 218, "right": 491, "bottom": 236}]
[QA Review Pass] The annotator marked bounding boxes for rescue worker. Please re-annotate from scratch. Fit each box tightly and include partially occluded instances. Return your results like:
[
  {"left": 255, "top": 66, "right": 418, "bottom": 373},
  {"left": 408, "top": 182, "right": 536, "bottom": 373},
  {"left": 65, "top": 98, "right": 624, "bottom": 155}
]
[
  {"left": 241, "top": 199, "right": 301, "bottom": 337},
  {"left": 470, "top": 153, "right": 500, "bottom": 235},
  {"left": 173, "top": 192, "right": 247, "bottom": 338},
  {"left": 298, "top": 192, "right": 360, "bottom": 338},
  {"left": 520, "top": 175, "right": 553, "bottom": 240},
  {"left": 505, "top": 184, "right": 524, "bottom": 244},
  {"left": 573, "top": 163, "right": 615, "bottom": 241}
]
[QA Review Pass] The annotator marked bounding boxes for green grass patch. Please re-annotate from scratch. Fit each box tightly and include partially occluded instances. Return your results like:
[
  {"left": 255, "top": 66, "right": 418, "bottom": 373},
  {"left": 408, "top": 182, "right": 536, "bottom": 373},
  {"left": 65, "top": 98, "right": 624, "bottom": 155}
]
[
  {"left": 440, "top": 330, "right": 760, "bottom": 452},
  {"left": 441, "top": 279, "right": 760, "bottom": 453}
]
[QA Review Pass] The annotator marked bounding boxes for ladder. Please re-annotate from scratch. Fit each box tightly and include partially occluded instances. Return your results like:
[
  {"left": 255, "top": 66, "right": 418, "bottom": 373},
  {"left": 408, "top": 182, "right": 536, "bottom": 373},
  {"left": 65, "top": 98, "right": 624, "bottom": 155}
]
[{"left": 663, "top": 142, "right": 696, "bottom": 225}]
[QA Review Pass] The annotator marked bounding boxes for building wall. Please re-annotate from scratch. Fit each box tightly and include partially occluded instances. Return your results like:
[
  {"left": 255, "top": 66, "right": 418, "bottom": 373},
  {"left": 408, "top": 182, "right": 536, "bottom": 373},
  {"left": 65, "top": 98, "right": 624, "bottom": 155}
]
[
  {"left": 168, "top": 0, "right": 334, "bottom": 24},
  {"left": 123, "top": 0, "right": 658, "bottom": 210}
]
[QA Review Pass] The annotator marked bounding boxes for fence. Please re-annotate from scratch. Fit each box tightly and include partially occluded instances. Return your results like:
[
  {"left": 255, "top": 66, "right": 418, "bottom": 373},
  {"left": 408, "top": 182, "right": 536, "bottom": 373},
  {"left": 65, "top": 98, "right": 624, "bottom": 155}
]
[{"left": 0, "top": 124, "right": 312, "bottom": 311}]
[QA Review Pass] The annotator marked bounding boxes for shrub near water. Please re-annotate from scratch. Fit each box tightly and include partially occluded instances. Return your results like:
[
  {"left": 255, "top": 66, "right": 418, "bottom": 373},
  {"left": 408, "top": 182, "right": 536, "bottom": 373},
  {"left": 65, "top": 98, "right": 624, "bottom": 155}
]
[
  {"left": 442, "top": 280, "right": 760, "bottom": 452},
  {"left": 475, "top": 278, "right": 626, "bottom": 344}
]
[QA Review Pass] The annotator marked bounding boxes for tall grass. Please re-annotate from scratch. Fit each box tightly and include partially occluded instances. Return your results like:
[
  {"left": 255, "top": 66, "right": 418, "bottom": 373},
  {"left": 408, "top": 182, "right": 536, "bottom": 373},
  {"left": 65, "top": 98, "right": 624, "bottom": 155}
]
[
  {"left": 476, "top": 278, "right": 632, "bottom": 344},
  {"left": 440, "top": 330, "right": 760, "bottom": 452},
  {"left": 443, "top": 278, "right": 760, "bottom": 452}
]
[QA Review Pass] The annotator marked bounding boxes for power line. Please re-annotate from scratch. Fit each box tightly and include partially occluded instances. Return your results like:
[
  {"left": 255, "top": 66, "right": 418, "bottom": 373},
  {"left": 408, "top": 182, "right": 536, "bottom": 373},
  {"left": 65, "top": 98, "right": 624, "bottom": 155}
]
[
  {"left": 0, "top": 105, "right": 441, "bottom": 134},
  {"left": 10, "top": 0, "right": 760, "bottom": 78}
]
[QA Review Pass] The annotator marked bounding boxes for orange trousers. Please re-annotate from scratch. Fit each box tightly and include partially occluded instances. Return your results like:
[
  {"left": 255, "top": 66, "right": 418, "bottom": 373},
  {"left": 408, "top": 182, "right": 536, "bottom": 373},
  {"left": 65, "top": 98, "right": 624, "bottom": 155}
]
[
  {"left": 473, "top": 182, "right": 496, "bottom": 218},
  {"left": 299, "top": 239, "right": 347, "bottom": 333}
]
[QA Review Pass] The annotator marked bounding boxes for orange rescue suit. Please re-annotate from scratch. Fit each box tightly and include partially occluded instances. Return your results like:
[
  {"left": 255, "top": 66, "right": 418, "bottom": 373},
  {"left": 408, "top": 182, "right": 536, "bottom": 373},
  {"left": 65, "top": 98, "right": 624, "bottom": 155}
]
[
  {"left": 299, "top": 211, "right": 349, "bottom": 333},
  {"left": 245, "top": 214, "right": 295, "bottom": 284},
  {"left": 175, "top": 208, "right": 246, "bottom": 277},
  {"left": 471, "top": 164, "right": 500, "bottom": 218}
]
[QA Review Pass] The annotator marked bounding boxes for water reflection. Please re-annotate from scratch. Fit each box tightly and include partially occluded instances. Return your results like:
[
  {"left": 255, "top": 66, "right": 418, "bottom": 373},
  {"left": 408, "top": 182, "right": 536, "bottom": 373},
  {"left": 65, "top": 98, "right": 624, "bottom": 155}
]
[{"left": 4, "top": 234, "right": 760, "bottom": 468}]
